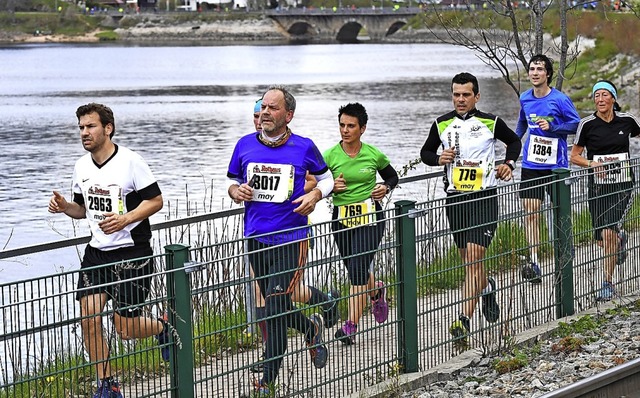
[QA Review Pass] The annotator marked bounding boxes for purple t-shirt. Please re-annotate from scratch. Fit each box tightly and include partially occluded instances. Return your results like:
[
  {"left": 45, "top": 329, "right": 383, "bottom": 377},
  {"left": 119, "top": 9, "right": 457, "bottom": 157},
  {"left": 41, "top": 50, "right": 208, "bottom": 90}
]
[{"left": 227, "top": 132, "right": 328, "bottom": 244}]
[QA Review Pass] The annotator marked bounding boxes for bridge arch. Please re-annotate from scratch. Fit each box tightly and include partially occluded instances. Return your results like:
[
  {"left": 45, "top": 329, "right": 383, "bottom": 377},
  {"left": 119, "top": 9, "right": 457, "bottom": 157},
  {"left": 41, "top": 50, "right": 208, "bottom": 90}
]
[
  {"left": 268, "top": 9, "right": 420, "bottom": 43},
  {"left": 386, "top": 20, "right": 406, "bottom": 36},
  {"left": 336, "top": 21, "right": 364, "bottom": 43},
  {"left": 287, "top": 21, "right": 318, "bottom": 38}
]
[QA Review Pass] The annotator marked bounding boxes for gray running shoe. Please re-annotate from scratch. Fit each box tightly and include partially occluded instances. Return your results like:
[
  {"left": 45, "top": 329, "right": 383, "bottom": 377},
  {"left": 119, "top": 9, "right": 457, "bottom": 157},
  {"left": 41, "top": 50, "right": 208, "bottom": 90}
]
[{"left": 307, "top": 313, "right": 328, "bottom": 369}]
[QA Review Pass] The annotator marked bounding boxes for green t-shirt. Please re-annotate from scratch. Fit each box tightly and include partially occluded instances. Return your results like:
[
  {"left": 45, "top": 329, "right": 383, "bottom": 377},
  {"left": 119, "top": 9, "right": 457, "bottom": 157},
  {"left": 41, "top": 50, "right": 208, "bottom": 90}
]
[{"left": 323, "top": 142, "right": 390, "bottom": 207}]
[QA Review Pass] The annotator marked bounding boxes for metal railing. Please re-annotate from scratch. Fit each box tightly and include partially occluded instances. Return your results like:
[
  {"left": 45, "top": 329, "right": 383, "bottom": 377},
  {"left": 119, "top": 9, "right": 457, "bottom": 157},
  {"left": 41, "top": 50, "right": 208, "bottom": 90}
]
[{"left": 1, "top": 160, "right": 639, "bottom": 397}]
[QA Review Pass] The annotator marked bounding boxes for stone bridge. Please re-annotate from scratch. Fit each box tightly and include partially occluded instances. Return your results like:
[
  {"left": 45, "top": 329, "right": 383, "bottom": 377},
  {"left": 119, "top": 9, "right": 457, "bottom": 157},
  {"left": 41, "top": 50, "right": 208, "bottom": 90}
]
[{"left": 267, "top": 8, "right": 422, "bottom": 43}]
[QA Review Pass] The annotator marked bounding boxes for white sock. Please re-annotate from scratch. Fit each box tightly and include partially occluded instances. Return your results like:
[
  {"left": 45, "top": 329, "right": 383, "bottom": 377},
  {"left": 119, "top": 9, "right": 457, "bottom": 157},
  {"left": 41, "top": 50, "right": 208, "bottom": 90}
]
[{"left": 482, "top": 280, "right": 493, "bottom": 294}]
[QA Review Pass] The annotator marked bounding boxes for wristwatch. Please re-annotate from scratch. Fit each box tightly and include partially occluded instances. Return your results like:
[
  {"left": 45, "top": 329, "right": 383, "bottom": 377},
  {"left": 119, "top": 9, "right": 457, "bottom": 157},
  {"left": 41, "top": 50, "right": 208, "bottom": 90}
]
[{"left": 505, "top": 160, "right": 516, "bottom": 171}]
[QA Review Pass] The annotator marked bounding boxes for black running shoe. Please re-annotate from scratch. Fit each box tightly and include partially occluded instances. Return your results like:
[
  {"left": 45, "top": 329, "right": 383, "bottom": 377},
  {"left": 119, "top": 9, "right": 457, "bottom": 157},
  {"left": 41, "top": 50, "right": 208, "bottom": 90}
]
[
  {"left": 481, "top": 277, "right": 500, "bottom": 323},
  {"left": 323, "top": 289, "right": 340, "bottom": 328},
  {"left": 522, "top": 262, "right": 542, "bottom": 284}
]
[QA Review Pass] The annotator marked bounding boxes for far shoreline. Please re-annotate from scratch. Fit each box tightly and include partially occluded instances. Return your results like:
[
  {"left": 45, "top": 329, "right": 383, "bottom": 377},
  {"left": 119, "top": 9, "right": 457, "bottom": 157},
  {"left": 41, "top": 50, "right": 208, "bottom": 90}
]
[{"left": 0, "top": 14, "right": 445, "bottom": 46}]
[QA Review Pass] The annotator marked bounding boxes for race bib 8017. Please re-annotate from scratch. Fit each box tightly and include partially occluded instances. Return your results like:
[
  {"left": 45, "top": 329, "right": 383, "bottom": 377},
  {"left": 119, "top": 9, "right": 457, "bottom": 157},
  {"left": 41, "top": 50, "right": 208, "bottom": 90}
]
[{"left": 247, "top": 162, "right": 294, "bottom": 203}]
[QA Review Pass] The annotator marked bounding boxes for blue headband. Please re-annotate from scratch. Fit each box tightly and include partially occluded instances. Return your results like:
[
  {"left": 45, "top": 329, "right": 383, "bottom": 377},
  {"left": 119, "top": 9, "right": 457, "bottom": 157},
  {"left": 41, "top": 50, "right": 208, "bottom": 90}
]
[
  {"left": 254, "top": 99, "right": 262, "bottom": 113},
  {"left": 592, "top": 81, "right": 617, "bottom": 100}
]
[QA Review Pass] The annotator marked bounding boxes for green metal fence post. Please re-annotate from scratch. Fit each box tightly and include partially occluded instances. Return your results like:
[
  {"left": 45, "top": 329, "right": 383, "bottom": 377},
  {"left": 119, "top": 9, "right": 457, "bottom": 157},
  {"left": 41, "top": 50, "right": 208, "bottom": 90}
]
[
  {"left": 165, "top": 244, "right": 195, "bottom": 398},
  {"left": 394, "top": 200, "right": 418, "bottom": 373},
  {"left": 551, "top": 168, "right": 575, "bottom": 318}
]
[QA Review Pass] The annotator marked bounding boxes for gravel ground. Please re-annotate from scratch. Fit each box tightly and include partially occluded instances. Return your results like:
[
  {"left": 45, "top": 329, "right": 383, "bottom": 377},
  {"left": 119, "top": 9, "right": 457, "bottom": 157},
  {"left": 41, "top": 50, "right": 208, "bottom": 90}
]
[{"left": 398, "top": 298, "right": 640, "bottom": 398}]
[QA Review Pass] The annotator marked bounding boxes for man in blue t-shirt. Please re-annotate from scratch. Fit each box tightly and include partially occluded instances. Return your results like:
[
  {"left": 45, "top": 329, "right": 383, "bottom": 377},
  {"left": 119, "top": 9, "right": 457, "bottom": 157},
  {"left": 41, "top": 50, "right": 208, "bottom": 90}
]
[
  {"left": 516, "top": 54, "right": 580, "bottom": 284},
  {"left": 227, "top": 85, "right": 335, "bottom": 395}
]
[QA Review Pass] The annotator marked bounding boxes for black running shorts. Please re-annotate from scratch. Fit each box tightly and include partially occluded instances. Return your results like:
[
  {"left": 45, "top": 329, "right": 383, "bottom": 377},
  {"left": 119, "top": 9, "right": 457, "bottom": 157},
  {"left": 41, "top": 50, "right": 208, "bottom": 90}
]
[
  {"left": 446, "top": 189, "right": 498, "bottom": 249},
  {"left": 76, "top": 244, "right": 155, "bottom": 318},
  {"left": 588, "top": 181, "right": 633, "bottom": 240},
  {"left": 518, "top": 168, "right": 554, "bottom": 201}
]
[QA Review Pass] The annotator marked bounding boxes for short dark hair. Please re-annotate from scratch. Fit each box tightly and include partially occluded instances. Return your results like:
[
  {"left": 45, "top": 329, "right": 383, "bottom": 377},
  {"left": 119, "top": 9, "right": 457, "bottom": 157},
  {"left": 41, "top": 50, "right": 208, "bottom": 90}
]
[
  {"left": 264, "top": 85, "right": 296, "bottom": 113},
  {"left": 76, "top": 103, "right": 116, "bottom": 138},
  {"left": 528, "top": 54, "right": 554, "bottom": 85},
  {"left": 451, "top": 72, "right": 479, "bottom": 95},
  {"left": 338, "top": 102, "right": 368, "bottom": 127}
]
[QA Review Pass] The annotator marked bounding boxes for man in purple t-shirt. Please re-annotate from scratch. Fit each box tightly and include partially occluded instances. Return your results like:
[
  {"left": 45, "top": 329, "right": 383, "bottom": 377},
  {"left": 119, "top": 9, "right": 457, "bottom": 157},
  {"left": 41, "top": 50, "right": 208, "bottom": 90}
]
[{"left": 227, "top": 85, "right": 334, "bottom": 396}]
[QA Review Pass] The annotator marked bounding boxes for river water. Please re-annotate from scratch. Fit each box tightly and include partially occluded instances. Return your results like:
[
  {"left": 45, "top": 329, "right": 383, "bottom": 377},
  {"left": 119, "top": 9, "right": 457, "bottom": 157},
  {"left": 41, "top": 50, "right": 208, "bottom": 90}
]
[{"left": 0, "top": 42, "right": 521, "bottom": 283}]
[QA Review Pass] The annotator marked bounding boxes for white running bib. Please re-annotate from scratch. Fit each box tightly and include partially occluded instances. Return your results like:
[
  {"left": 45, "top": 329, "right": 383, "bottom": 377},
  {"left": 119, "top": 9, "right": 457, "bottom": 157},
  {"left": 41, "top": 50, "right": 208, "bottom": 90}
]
[
  {"left": 85, "top": 184, "right": 124, "bottom": 222},
  {"left": 247, "top": 162, "right": 294, "bottom": 203},
  {"left": 527, "top": 135, "right": 559, "bottom": 165},
  {"left": 593, "top": 153, "right": 631, "bottom": 184}
]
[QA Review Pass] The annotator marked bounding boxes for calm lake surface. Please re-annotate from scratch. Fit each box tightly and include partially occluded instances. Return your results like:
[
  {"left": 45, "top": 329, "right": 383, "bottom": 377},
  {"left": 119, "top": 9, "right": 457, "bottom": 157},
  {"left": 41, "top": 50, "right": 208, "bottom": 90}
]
[{"left": 0, "top": 42, "right": 521, "bottom": 282}]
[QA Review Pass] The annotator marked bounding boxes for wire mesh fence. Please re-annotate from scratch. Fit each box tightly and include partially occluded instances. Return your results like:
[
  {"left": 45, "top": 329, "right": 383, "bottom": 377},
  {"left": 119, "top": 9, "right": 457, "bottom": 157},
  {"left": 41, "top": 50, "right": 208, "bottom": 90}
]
[{"left": 2, "top": 160, "right": 640, "bottom": 397}]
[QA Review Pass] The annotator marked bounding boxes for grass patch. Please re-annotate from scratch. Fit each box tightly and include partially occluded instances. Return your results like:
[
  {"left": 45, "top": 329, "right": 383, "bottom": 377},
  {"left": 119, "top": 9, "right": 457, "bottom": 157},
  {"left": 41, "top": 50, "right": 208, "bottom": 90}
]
[
  {"left": 0, "top": 12, "right": 101, "bottom": 36},
  {"left": 605, "top": 303, "right": 632, "bottom": 318},
  {"left": 463, "top": 375, "right": 488, "bottom": 384},
  {"left": 96, "top": 30, "right": 118, "bottom": 41},
  {"left": 191, "top": 305, "right": 259, "bottom": 360},
  {"left": 1, "top": 355, "right": 96, "bottom": 398},
  {"left": 622, "top": 195, "right": 640, "bottom": 232}
]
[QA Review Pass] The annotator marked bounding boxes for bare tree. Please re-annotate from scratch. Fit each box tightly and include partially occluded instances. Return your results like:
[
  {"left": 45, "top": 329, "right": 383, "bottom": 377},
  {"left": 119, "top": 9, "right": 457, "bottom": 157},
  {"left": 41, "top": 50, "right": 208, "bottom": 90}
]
[
  {"left": 421, "top": 0, "right": 581, "bottom": 96},
  {"left": 3, "top": 0, "right": 18, "bottom": 24}
]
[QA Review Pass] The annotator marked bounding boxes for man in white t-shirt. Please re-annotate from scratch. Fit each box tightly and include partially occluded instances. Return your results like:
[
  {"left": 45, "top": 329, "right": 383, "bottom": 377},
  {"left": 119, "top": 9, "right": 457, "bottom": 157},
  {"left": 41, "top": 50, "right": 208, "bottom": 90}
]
[{"left": 48, "top": 103, "right": 167, "bottom": 398}]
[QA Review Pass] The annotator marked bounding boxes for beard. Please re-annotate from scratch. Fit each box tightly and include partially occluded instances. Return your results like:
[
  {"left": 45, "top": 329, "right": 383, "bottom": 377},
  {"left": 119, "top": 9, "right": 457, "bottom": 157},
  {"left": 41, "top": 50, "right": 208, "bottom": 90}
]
[{"left": 261, "top": 119, "right": 285, "bottom": 136}]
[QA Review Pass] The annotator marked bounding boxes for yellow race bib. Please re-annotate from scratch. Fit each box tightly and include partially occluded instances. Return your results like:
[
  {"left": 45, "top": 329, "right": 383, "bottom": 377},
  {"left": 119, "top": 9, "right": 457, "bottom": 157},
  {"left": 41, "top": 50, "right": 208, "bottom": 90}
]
[
  {"left": 338, "top": 198, "right": 377, "bottom": 228},
  {"left": 452, "top": 166, "right": 483, "bottom": 192}
]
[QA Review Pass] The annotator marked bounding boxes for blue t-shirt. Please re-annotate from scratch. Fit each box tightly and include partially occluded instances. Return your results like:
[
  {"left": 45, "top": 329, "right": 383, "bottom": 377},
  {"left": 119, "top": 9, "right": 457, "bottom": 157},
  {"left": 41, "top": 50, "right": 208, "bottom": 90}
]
[
  {"left": 516, "top": 87, "right": 580, "bottom": 169},
  {"left": 227, "top": 132, "right": 328, "bottom": 243}
]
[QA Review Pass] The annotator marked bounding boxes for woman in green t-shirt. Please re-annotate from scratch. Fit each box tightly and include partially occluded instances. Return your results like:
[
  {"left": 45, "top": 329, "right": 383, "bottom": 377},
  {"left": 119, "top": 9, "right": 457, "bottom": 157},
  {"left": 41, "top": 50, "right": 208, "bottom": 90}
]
[{"left": 323, "top": 102, "right": 399, "bottom": 345}]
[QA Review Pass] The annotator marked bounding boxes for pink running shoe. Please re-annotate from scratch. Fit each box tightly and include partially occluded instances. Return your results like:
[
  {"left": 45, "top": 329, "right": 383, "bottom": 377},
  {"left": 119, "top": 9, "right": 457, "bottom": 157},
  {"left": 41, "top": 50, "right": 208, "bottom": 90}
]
[
  {"left": 334, "top": 320, "right": 357, "bottom": 345},
  {"left": 371, "top": 281, "right": 388, "bottom": 324}
]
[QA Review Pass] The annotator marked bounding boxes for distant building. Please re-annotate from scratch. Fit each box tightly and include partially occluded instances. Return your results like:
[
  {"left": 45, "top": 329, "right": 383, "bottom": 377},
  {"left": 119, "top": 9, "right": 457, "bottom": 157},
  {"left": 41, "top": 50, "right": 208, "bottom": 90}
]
[
  {"left": 176, "top": 0, "right": 198, "bottom": 11},
  {"left": 198, "top": 0, "right": 246, "bottom": 9}
]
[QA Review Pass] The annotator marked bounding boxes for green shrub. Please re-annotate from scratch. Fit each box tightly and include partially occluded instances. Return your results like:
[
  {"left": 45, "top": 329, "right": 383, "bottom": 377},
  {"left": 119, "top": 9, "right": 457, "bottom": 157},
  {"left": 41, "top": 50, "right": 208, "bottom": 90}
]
[
  {"left": 419, "top": 245, "right": 465, "bottom": 294},
  {"left": 486, "top": 221, "right": 528, "bottom": 273},
  {"left": 493, "top": 350, "right": 528, "bottom": 374},
  {"left": 572, "top": 208, "right": 592, "bottom": 245},
  {"left": 551, "top": 336, "right": 584, "bottom": 353},
  {"left": 555, "top": 314, "right": 601, "bottom": 337}
]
